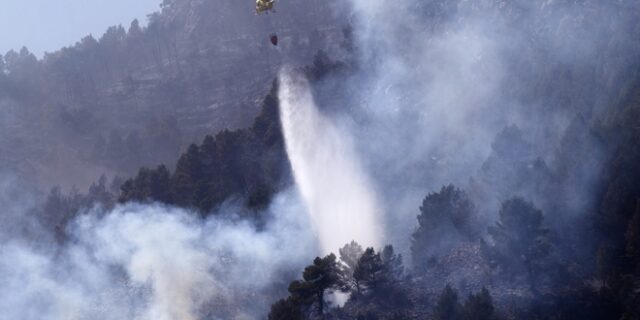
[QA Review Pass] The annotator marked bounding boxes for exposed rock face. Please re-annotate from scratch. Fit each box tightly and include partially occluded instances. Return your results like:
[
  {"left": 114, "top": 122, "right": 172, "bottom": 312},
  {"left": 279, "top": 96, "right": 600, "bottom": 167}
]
[{"left": 0, "top": 0, "right": 349, "bottom": 189}]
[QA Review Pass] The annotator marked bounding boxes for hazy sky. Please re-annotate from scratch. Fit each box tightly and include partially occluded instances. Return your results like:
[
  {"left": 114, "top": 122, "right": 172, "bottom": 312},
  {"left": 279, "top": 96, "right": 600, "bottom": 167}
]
[{"left": 0, "top": 0, "right": 161, "bottom": 58}]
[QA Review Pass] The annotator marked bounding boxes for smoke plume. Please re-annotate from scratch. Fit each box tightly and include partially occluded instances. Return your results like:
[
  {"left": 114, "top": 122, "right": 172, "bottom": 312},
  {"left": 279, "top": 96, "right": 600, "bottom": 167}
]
[{"left": 0, "top": 189, "right": 315, "bottom": 320}]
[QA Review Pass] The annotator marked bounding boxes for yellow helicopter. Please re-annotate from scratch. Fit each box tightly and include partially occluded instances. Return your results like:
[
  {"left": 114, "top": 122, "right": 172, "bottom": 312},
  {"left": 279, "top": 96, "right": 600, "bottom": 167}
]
[
  {"left": 256, "top": 0, "right": 279, "bottom": 45},
  {"left": 256, "top": 0, "right": 275, "bottom": 14}
]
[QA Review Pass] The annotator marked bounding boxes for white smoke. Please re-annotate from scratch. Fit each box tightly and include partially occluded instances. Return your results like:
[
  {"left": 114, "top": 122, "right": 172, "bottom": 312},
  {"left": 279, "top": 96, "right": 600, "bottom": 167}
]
[
  {"left": 300, "top": 0, "right": 636, "bottom": 254},
  {"left": 1, "top": 1, "right": 636, "bottom": 318},
  {"left": 278, "top": 69, "right": 383, "bottom": 254},
  {"left": 0, "top": 189, "right": 315, "bottom": 320}
]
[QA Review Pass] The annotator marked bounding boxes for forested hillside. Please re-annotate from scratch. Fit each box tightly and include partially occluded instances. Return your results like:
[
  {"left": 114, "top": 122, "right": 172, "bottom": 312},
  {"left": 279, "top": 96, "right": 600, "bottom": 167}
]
[
  {"left": 0, "top": 0, "right": 347, "bottom": 189},
  {"left": 118, "top": 80, "right": 288, "bottom": 214},
  {"left": 34, "top": 52, "right": 346, "bottom": 242},
  {"left": 1, "top": 0, "right": 640, "bottom": 319}
]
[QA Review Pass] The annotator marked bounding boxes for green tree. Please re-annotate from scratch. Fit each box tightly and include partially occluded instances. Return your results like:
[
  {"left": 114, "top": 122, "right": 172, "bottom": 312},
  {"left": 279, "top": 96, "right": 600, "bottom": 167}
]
[
  {"left": 268, "top": 297, "right": 303, "bottom": 320},
  {"left": 128, "top": 19, "right": 143, "bottom": 37},
  {"left": 411, "top": 185, "right": 475, "bottom": 272},
  {"left": 434, "top": 285, "right": 462, "bottom": 320},
  {"left": 100, "top": 25, "right": 127, "bottom": 46},
  {"left": 86, "top": 174, "right": 116, "bottom": 207},
  {"left": 288, "top": 254, "right": 341, "bottom": 318},
  {"left": 479, "top": 125, "right": 550, "bottom": 202},
  {"left": 353, "top": 246, "right": 404, "bottom": 297},
  {"left": 462, "top": 287, "right": 494, "bottom": 320},
  {"left": 380, "top": 245, "right": 404, "bottom": 281},
  {"left": 339, "top": 240, "right": 364, "bottom": 293},
  {"left": 353, "top": 248, "right": 384, "bottom": 296},
  {"left": 482, "top": 197, "right": 551, "bottom": 291},
  {"left": 41, "top": 187, "right": 79, "bottom": 243},
  {"left": 340, "top": 240, "right": 364, "bottom": 273},
  {"left": 171, "top": 144, "right": 204, "bottom": 207},
  {"left": 4, "top": 47, "right": 38, "bottom": 76},
  {"left": 120, "top": 165, "right": 171, "bottom": 204}
]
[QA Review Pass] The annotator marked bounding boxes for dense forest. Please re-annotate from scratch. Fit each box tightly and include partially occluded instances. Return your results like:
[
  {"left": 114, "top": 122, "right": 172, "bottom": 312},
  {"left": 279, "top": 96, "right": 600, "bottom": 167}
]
[{"left": 1, "top": 0, "right": 640, "bottom": 319}]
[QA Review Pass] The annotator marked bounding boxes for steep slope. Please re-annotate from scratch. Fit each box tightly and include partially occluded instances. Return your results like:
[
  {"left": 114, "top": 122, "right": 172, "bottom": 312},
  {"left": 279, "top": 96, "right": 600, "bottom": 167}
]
[
  {"left": 0, "top": 0, "right": 349, "bottom": 189},
  {"left": 118, "top": 80, "right": 290, "bottom": 214}
]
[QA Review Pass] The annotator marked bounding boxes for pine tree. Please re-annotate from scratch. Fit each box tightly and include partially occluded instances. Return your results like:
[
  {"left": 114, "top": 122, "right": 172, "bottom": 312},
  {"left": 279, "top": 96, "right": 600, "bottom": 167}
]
[
  {"left": 353, "top": 248, "right": 384, "bottom": 296},
  {"left": 119, "top": 165, "right": 171, "bottom": 203},
  {"left": 462, "top": 287, "right": 494, "bottom": 320},
  {"left": 434, "top": 285, "right": 462, "bottom": 320},
  {"left": 340, "top": 240, "right": 364, "bottom": 274},
  {"left": 171, "top": 144, "right": 203, "bottom": 207},
  {"left": 411, "top": 184, "right": 475, "bottom": 272},
  {"left": 128, "top": 19, "right": 143, "bottom": 37},
  {"left": 287, "top": 254, "right": 341, "bottom": 318},
  {"left": 353, "top": 246, "right": 404, "bottom": 297},
  {"left": 380, "top": 245, "right": 404, "bottom": 281},
  {"left": 268, "top": 297, "right": 303, "bottom": 320},
  {"left": 339, "top": 240, "right": 364, "bottom": 294},
  {"left": 483, "top": 197, "right": 551, "bottom": 291}
]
